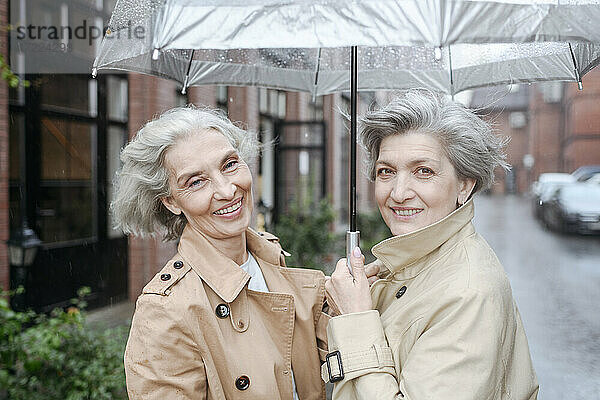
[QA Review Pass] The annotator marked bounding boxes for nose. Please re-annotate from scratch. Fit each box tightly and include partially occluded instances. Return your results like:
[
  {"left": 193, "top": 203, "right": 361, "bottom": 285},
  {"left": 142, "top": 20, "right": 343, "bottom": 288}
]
[
  {"left": 390, "top": 173, "right": 414, "bottom": 203},
  {"left": 212, "top": 174, "right": 236, "bottom": 200}
]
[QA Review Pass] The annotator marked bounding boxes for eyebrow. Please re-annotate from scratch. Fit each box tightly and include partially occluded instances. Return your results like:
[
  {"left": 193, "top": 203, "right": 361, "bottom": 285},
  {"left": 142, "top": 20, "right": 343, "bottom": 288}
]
[
  {"left": 375, "top": 157, "right": 441, "bottom": 168},
  {"left": 176, "top": 150, "right": 238, "bottom": 185}
]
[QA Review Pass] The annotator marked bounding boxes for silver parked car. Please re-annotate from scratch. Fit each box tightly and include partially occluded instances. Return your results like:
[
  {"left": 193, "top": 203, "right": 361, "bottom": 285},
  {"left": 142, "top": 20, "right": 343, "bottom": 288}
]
[{"left": 542, "top": 183, "right": 600, "bottom": 234}]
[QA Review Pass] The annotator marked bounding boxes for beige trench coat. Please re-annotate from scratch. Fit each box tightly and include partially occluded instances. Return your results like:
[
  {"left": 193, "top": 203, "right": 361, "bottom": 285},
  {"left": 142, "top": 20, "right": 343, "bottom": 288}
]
[
  {"left": 324, "top": 199, "right": 539, "bottom": 400},
  {"left": 125, "top": 226, "right": 329, "bottom": 399}
]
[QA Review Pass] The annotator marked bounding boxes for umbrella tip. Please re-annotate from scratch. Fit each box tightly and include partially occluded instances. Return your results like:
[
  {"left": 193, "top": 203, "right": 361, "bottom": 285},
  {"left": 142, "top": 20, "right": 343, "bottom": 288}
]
[
  {"left": 91, "top": 67, "right": 97, "bottom": 79},
  {"left": 152, "top": 48, "right": 160, "bottom": 61},
  {"left": 181, "top": 86, "right": 187, "bottom": 95},
  {"left": 577, "top": 81, "right": 583, "bottom": 90}
]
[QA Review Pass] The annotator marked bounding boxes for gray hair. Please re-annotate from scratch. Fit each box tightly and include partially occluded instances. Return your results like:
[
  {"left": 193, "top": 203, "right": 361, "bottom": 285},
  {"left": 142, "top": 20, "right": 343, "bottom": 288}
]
[
  {"left": 360, "top": 89, "right": 509, "bottom": 194},
  {"left": 111, "top": 106, "right": 259, "bottom": 240}
]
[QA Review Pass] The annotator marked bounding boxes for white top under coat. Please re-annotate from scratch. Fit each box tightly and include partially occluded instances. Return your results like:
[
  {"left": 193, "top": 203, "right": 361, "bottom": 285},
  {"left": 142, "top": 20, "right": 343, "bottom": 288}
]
[{"left": 240, "top": 252, "right": 300, "bottom": 400}]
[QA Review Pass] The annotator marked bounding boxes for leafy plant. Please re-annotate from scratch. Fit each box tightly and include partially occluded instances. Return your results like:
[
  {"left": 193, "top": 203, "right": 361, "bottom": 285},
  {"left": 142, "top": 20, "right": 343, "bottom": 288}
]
[
  {"left": 356, "top": 210, "right": 391, "bottom": 263},
  {"left": 0, "top": 287, "right": 128, "bottom": 400},
  {"left": 273, "top": 196, "right": 339, "bottom": 271},
  {"left": 331, "top": 209, "right": 391, "bottom": 265},
  {"left": 0, "top": 55, "right": 29, "bottom": 88}
]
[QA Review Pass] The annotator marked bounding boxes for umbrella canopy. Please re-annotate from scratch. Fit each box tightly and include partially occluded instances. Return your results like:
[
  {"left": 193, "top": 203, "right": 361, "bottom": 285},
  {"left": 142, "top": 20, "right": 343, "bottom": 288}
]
[{"left": 94, "top": 0, "right": 600, "bottom": 96}]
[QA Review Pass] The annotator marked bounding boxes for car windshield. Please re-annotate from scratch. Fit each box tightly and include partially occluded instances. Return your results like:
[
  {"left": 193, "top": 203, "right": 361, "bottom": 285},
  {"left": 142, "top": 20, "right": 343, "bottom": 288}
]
[{"left": 572, "top": 166, "right": 600, "bottom": 180}]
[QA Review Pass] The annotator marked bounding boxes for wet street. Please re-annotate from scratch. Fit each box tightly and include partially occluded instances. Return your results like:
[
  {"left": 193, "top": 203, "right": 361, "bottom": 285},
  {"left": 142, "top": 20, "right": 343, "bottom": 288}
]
[{"left": 473, "top": 194, "right": 600, "bottom": 399}]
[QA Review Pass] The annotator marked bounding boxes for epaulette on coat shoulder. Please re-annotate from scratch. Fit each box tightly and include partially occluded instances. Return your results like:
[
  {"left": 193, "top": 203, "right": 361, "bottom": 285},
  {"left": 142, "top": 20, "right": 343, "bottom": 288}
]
[
  {"left": 258, "top": 231, "right": 291, "bottom": 257},
  {"left": 142, "top": 258, "right": 192, "bottom": 296},
  {"left": 257, "top": 231, "right": 280, "bottom": 243}
]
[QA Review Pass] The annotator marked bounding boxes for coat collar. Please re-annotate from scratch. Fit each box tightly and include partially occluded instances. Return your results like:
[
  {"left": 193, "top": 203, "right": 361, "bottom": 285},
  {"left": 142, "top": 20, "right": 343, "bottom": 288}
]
[
  {"left": 177, "top": 225, "right": 283, "bottom": 303},
  {"left": 372, "top": 198, "right": 475, "bottom": 275}
]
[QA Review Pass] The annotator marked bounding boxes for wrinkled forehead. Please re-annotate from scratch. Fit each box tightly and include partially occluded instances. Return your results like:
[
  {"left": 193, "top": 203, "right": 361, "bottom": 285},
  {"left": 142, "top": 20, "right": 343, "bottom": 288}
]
[
  {"left": 164, "top": 128, "right": 237, "bottom": 173},
  {"left": 376, "top": 130, "right": 446, "bottom": 162}
]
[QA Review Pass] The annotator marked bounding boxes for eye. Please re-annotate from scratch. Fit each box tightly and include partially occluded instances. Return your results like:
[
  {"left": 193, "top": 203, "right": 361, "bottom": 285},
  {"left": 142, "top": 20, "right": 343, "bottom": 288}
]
[
  {"left": 376, "top": 167, "right": 394, "bottom": 178},
  {"left": 188, "top": 177, "right": 208, "bottom": 189},
  {"left": 223, "top": 158, "right": 239, "bottom": 171},
  {"left": 415, "top": 167, "right": 434, "bottom": 177}
]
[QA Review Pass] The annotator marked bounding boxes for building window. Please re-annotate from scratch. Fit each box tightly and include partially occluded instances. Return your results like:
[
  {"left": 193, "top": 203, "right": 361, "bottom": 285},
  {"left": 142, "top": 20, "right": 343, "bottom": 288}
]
[
  {"left": 38, "top": 117, "right": 96, "bottom": 244},
  {"left": 106, "top": 75, "right": 129, "bottom": 238},
  {"left": 257, "top": 88, "right": 288, "bottom": 229},
  {"left": 9, "top": 73, "right": 129, "bottom": 247},
  {"left": 8, "top": 114, "right": 25, "bottom": 235},
  {"left": 308, "top": 96, "right": 324, "bottom": 120},
  {"left": 539, "top": 82, "right": 563, "bottom": 103},
  {"left": 509, "top": 112, "right": 527, "bottom": 129},
  {"left": 216, "top": 86, "right": 228, "bottom": 114},
  {"left": 107, "top": 126, "right": 127, "bottom": 238},
  {"left": 107, "top": 76, "right": 128, "bottom": 121},
  {"left": 259, "top": 88, "right": 286, "bottom": 119}
]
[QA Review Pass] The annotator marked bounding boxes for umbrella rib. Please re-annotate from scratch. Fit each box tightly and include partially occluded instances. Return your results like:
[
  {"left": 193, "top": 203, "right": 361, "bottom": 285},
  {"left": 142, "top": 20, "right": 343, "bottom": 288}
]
[
  {"left": 312, "top": 48, "right": 322, "bottom": 102},
  {"left": 448, "top": 45, "right": 454, "bottom": 98},
  {"left": 181, "top": 49, "right": 195, "bottom": 95},
  {"left": 568, "top": 43, "right": 583, "bottom": 90}
]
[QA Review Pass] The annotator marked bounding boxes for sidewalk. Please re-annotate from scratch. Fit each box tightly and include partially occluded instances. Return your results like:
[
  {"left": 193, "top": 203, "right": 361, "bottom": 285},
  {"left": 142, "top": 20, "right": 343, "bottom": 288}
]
[{"left": 86, "top": 300, "right": 135, "bottom": 329}]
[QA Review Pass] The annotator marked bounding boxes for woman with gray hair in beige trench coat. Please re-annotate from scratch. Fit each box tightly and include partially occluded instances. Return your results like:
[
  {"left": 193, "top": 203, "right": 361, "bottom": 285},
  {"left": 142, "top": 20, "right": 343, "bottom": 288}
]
[
  {"left": 111, "top": 107, "right": 379, "bottom": 399},
  {"left": 323, "top": 90, "right": 539, "bottom": 400}
]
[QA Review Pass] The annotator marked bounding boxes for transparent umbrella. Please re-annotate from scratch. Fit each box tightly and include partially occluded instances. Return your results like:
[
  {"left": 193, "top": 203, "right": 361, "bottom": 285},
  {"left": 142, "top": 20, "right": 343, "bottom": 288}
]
[{"left": 93, "top": 0, "right": 600, "bottom": 270}]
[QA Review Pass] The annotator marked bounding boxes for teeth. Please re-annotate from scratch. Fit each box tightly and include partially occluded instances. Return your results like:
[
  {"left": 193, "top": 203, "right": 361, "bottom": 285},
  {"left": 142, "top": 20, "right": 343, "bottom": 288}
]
[
  {"left": 214, "top": 200, "right": 242, "bottom": 215},
  {"left": 393, "top": 208, "right": 422, "bottom": 216}
]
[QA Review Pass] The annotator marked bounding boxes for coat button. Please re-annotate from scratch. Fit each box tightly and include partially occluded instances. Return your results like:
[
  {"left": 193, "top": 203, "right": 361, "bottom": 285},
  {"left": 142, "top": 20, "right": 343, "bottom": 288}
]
[
  {"left": 396, "top": 285, "right": 407, "bottom": 298},
  {"left": 215, "top": 303, "right": 230, "bottom": 319},
  {"left": 235, "top": 375, "right": 250, "bottom": 390},
  {"left": 160, "top": 273, "right": 171, "bottom": 281},
  {"left": 173, "top": 260, "right": 183, "bottom": 269}
]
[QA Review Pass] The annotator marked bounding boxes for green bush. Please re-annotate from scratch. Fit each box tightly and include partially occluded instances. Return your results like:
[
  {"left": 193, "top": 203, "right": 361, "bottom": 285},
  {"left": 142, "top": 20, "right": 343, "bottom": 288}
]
[
  {"left": 356, "top": 210, "right": 391, "bottom": 262},
  {"left": 0, "top": 287, "right": 128, "bottom": 400},
  {"left": 331, "top": 210, "right": 391, "bottom": 265},
  {"left": 273, "top": 197, "right": 339, "bottom": 270}
]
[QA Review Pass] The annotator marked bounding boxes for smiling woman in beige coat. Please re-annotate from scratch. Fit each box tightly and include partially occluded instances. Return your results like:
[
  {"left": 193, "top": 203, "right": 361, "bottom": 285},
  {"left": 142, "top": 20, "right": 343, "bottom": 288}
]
[
  {"left": 323, "top": 90, "right": 539, "bottom": 400},
  {"left": 111, "top": 107, "right": 330, "bottom": 399}
]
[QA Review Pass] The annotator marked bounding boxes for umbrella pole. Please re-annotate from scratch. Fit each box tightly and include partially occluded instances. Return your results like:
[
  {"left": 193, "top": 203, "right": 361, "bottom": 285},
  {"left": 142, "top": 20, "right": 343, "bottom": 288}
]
[{"left": 346, "top": 45, "right": 360, "bottom": 274}]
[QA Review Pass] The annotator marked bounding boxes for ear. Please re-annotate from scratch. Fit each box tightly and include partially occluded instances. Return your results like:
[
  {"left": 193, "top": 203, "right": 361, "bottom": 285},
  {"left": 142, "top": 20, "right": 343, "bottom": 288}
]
[
  {"left": 161, "top": 196, "right": 182, "bottom": 216},
  {"left": 457, "top": 178, "right": 476, "bottom": 206}
]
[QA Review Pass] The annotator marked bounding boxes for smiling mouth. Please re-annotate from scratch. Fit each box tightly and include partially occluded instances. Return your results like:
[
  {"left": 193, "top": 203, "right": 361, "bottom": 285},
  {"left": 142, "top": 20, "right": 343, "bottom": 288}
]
[
  {"left": 214, "top": 199, "right": 243, "bottom": 215},
  {"left": 392, "top": 208, "right": 423, "bottom": 217}
]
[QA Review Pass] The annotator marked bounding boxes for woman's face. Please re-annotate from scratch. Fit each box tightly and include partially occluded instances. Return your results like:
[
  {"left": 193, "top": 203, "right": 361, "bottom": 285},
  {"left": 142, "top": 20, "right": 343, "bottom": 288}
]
[
  {"left": 374, "top": 130, "right": 475, "bottom": 236},
  {"left": 161, "top": 129, "right": 253, "bottom": 241}
]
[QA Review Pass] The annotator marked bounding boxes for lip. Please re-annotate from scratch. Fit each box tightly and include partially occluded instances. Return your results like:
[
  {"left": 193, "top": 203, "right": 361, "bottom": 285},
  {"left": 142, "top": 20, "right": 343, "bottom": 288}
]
[
  {"left": 213, "top": 197, "right": 244, "bottom": 219},
  {"left": 216, "top": 197, "right": 242, "bottom": 211},
  {"left": 389, "top": 206, "right": 424, "bottom": 219}
]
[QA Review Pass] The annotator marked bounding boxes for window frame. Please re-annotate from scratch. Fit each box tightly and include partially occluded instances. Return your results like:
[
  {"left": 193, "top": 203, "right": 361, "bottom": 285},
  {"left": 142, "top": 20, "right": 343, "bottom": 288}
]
[{"left": 8, "top": 73, "right": 128, "bottom": 249}]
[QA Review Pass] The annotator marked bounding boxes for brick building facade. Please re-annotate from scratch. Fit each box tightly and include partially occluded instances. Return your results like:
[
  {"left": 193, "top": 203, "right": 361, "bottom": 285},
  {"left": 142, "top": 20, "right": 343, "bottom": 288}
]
[
  {"left": 528, "top": 69, "right": 600, "bottom": 183},
  {"left": 562, "top": 70, "right": 600, "bottom": 172},
  {"left": 471, "top": 71, "right": 600, "bottom": 194}
]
